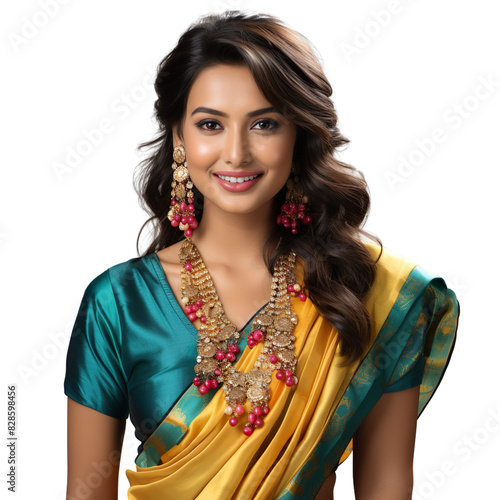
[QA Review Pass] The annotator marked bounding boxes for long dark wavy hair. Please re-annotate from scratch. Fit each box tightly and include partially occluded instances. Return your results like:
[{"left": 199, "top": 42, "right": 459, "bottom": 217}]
[{"left": 133, "top": 10, "right": 383, "bottom": 366}]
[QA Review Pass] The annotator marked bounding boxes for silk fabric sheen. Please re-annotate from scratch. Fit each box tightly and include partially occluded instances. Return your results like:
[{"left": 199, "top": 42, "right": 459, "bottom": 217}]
[{"left": 124, "top": 243, "right": 458, "bottom": 499}]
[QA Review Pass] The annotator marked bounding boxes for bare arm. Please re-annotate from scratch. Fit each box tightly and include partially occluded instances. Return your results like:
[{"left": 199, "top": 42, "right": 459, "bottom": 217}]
[
  {"left": 66, "top": 397, "right": 126, "bottom": 500},
  {"left": 353, "top": 385, "right": 419, "bottom": 500},
  {"left": 314, "top": 470, "right": 336, "bottom": 499}
]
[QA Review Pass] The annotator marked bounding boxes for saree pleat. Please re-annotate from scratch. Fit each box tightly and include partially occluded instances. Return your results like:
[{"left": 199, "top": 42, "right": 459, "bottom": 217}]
[{"left": 126, "top": 243, "right": 459, "bottom": 499}]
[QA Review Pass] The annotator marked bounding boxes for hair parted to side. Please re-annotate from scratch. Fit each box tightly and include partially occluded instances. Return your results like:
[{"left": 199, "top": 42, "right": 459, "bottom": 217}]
[{"left": 133, "top": 10, "right": 383, "bottom": 366}]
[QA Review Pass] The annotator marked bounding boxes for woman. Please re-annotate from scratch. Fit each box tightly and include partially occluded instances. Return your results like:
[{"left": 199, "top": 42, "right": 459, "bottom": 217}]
[{"left": 64, "top": 10, "right": 459, "bottom": 500}]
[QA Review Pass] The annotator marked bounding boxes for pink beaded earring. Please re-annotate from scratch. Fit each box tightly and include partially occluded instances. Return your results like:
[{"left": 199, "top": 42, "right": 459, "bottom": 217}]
[
  {"left": 167, "top": 144, "right": 198, "bottom": 238},
  {"left": 276, "top": 163, "right": 312, "bottom": 234}
]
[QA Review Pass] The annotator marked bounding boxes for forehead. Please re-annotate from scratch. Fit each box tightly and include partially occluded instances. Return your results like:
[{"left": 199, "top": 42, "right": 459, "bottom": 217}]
[{"left": 186, "top": 64, "right": 271, "bottom": 110}]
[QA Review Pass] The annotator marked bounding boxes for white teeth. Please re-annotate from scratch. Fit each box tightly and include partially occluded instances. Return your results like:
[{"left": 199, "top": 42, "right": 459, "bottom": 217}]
[{"left": 216, "top": 174, "right": 259, "bottom": 183}]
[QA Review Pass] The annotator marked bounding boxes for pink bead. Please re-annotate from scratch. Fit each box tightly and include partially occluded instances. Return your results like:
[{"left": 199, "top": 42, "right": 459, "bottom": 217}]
[
  {"left": 248, "top": 333, "right": 254, "bottom": 340},
  {"left": 180, "top": 202, "right": 187, "bottom": 211},
  {"left": 190, "top": 220, "right": 198, "bottom": 229},
  {"left": 199, "top": 385, "right": 209, "bottom": 395},
  {"left": 243, "top": 426, "right": 254, "bottom": 436},
  {"left": 191, "top": 304, "right": 198, "bottom": 312},
  {"left": 185, "top": 229, "right": 193, "bottom": 237},
  {"left": 200, "top": 316, "right": 206, "bottom": 323},
  {"left": 204, "top": 379, "right": 211, "bottom": 388},
  {"left": 285, "top": 377, "right": 295, "bottom": 387},
  {"left": 226, "top": 352, "right": 236, "bottom": 362},
  {"left": 229, "top": 344, "right": 240, "bottom": 354},
  {"left": 193, "top": 376, "right": 201, "bottom": 386},
  {"left": 298, "top": 203, "right": 306, "bottom": 212},
  {"left": 184, "top": 262, "right": 193, "bottom": 271},
  {"left": 171, "top": 220, "right": 179, "bottom": 227},
  {"left": 196, "top": 300, "right": 203, "bottom": 307},
  {"left": 255, "top": 417, "right": 263, "bottom": 427},
  {"left": 303, "top": 215, "right": 312, "bottom": 224},
  {"left": 229, "top": 417, "right": 238, "bottom": 427},
  {"left": 216, "top": 350, "right": 226, "bottom": 360},
  {"left": 209, "top": 378, "right": 218, "bottom": 389},
  {"left": 185, "top": 305, "right": 192, "bottom": 314},
  {"left": 247, "top": 339, "right": 257, "bottom": 348},
  {"left": 170, "top": 200, "right": 177, "bottom": 205},
  {"left": 297, "top": 212, "right": 304, "bottom": 219},
  {"left": 269, "top": 355, "right": 278, "bottom": 364},
  {"left": 187, "top": 215, "right": 195, "bottom": 224},
  {"left": 276, "top": 214, "right": 282, "bottom": 224},
  {"left": 214, "top": 369, "right": 221, "bottom": 376},
  {"left": 299, "top": 292, "right": 306, "bottom": 301},
  {"left": 174, "top": 214, "right": 181, "bottom": 221},
  {"left": 188, "top": 204, "right": 195, "bottom": 212},
  {"left": 187, "top": 197, "right": 193, "bottom": 204},
  {"left": 252, "top": 330, "right": 263, "bottom": 342},
  {"left": 262, "top": 407, "right": 269, "bottom": 415},
  {"left": 181, "top": 215, "right": 188, "bottom": 224},
  {"left": 248, "top": 413, "right": 256, "bottom": 424},
  {"left": 188, "top": 313, "right": 197, "bottom": 322},
  {"left": 276, "top": 370, "right": 284, "bottom": 380},
  {"left": 287, "top": 285, "right": 294, "bottom": 292},
  {"left": 291, "top": 228, "right": 298, "bottom": 234},
  {"left": 285, "top": 369, "right": 293, "bottom": 377},
  {"left": 291, "top": 219, "right": 297, "bottom": 228},
  {"left": 235, "top": 405, "right": 244, "bottom": 415},
  {"left": 253, "top": 407, "right": 262, "bottom": 417},
  {"left": 290, "top": 203, "right": 297, "bottom": 214}
]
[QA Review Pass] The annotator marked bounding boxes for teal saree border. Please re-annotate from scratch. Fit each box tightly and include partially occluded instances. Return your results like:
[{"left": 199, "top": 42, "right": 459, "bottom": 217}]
[
  {"left": 135, "top": 314, "right": 259, "bottom": 468},
  {"left": 276, "top": 265, "right": 459, "bottom": 499}
]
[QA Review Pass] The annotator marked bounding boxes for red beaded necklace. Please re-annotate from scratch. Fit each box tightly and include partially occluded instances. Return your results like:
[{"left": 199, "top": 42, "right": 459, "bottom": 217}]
[{"left": 178, "top": 237, "right": 307, "bottom": 435}]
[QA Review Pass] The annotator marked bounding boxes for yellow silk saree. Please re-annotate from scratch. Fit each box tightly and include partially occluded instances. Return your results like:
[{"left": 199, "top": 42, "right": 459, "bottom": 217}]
[{"left": 126, "top": 243, "right": 459, "bottom": 499}]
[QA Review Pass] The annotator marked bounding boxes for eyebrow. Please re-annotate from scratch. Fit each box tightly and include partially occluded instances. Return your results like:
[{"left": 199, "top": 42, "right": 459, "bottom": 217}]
[{"left": 191, "top": 106, "right": 281, "bottom": 118}]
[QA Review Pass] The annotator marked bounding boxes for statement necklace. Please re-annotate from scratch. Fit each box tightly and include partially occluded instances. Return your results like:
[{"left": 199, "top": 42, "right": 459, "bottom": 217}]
[{"left": 178, "top": 238, "right": 307, "bottom": 436}]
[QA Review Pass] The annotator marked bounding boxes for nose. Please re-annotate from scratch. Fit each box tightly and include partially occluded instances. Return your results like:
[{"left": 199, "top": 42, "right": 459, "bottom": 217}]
[{"left": 221, "top": 125, "right": 252, "bottom": 167}]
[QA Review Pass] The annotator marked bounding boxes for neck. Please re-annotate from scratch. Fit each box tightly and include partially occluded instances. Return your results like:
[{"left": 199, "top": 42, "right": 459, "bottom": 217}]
[{"left": 188, "top": 198, "right": 275, "bottom": 269}]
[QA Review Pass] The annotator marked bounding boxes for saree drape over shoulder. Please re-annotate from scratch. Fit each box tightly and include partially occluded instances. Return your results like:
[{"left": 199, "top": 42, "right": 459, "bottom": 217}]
[{"left": 123, "top": 243, "right": 459, "bottom": 499}]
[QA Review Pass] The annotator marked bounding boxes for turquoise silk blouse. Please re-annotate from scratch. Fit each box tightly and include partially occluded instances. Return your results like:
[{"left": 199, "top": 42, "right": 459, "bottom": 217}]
[{"left": 63, "top": 253, "right": 428, "bottom": 454}]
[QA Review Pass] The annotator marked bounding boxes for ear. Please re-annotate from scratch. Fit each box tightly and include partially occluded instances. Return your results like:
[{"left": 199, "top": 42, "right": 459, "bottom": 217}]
[{"left": 172, "top": 121, "right": 182, "bottom": 147}]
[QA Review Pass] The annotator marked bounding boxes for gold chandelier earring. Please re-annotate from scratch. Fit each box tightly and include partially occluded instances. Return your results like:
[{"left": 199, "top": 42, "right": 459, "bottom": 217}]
[
  {"left": 167, "top": 144, "right": 198, "bottom": 238},
  {"left": 276, "top": 163, "right": 312, "bottom": 234}
]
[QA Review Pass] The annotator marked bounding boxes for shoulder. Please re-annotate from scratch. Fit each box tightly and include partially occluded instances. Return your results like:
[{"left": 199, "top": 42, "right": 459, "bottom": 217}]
[
  {"left": 363, "top": 241, "right": 418, "bottom": 288},
  {"left": 361, "top": 241, "right": 458, "bottom": 332},
  {"left": 156, "top": 240, "right": 185, "bottom": 265},
  {"left": 363, "top": 240, "right": 450, "bottom": 298},
  {"left": 81, "top": 255, "right": 148, "bottom": 305},
  {"left": 361, "top": 241, "right": 424, "bottom": 320}
]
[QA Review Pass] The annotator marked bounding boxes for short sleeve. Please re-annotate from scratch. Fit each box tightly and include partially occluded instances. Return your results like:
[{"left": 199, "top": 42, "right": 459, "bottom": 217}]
[
  {"left": 64, "top": 269, "right": 129, "bottom": 419},
  {"left": 383, "top": 274, "right": 459, "bottom": 407}
]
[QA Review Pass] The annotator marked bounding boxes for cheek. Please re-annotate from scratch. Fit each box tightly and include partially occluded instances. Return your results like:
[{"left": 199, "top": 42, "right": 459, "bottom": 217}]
[
  {"left": 261, "top": 139, "right": 294, "bottom": 169},
  {"left": 185, "top": 136, "right": 219, "bottom": 167}
]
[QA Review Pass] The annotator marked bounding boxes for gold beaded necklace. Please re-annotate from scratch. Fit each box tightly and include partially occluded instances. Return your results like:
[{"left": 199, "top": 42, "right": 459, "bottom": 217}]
[{"left": 178, "top": 237, "right": 307, "bottom": 436}]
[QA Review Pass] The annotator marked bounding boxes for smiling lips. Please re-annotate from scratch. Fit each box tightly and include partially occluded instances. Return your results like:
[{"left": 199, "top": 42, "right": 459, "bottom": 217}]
[{"left": 213, "top": 172, "right": 264, "bottom": 192}]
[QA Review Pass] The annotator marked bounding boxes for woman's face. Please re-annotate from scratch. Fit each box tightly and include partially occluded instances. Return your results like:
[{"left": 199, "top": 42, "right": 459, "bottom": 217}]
[{"left": 173, "top": 63, "right": 297, "bottom": 217}]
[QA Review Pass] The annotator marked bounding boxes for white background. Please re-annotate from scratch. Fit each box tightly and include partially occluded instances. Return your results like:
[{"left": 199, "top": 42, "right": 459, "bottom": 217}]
[{"left": 2, "top": 0, "right": 499, "bottom": 498}]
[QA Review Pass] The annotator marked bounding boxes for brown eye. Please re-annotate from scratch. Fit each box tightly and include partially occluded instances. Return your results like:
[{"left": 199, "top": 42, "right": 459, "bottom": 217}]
[
  {"left": 196, "top": 120, "right": 221, "bottom": 131},
  {"left": 253, "top": 119, "right": 280, "bottom": 131}
]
